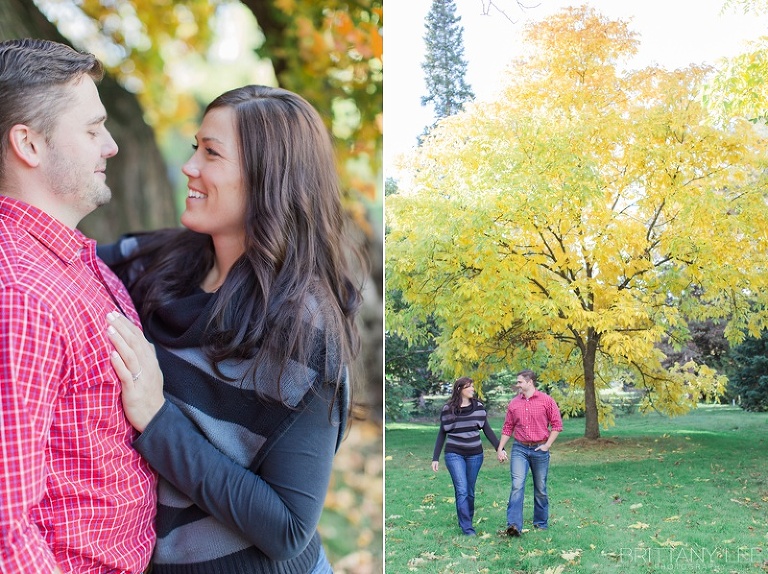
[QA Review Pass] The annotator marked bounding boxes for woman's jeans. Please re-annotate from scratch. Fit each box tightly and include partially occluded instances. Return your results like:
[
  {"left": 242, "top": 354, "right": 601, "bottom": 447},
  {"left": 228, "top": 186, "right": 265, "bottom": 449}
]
[
  {"left": 444, "top": 452, "right": 484, "bottom": 534},
  {"left": 506, "top": 442, "right": 550, "bottom": 530}
]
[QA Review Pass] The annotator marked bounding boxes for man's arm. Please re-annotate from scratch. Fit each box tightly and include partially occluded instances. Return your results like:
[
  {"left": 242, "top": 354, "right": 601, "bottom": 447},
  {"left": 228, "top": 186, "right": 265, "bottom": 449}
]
[
  {"left": 497, "top": 433, "right": 511, "bottom": 462},
  {"left": 538, "top": 396, "right": 564, "bottom": 452},
  {"left": 538, "top": 430, "right": 560, "bottom": 452},
  {"left": 0, "top": 289, "right": 64, "bottom": 572}
]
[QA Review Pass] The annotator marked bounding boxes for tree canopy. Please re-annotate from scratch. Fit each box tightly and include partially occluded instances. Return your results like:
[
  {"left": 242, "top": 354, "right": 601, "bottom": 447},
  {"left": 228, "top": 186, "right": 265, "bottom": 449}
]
[
  {"left": 386, "top": 6, "right": 768, "bottom": 439},
  {"left": 37, "top": 0, "right": 382, "bottom": 218}
]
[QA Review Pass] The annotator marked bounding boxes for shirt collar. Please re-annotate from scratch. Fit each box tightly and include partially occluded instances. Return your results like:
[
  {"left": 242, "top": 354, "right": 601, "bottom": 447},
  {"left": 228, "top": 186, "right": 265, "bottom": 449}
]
[
  {"left": 0, "top": 196, "right": 90, "bottom": 263},
  {"left": 517, "top": 389, "right": 541, "bottom": 400}
]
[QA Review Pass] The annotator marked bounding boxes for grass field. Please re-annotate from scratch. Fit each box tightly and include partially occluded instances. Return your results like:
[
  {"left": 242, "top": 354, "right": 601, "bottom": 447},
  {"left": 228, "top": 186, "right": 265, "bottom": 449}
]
[{"left": 384, "top": 405, "right": 768, "bottom": 573}]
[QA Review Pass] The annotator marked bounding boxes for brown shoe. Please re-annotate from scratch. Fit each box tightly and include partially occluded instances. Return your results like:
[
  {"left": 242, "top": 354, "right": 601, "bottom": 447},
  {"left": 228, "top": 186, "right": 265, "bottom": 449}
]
[{"left": 505, "top": 525, "right": 521, "bottom": 537}]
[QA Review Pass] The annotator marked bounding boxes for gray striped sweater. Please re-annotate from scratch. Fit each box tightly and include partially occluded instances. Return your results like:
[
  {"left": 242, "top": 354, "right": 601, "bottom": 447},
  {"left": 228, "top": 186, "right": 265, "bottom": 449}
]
[
  {"left": 432, "top": 399, "right": 500, "bottom": 461},
  {"left": 101, "top": 237, "right": 346, "bottom": 574}
]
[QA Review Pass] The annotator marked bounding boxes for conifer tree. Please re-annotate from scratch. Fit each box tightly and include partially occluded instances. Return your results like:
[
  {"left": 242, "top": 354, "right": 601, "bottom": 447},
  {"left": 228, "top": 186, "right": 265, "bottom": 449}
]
[{"left": 421, "top": 0, "right": 474, "bottom": 124}]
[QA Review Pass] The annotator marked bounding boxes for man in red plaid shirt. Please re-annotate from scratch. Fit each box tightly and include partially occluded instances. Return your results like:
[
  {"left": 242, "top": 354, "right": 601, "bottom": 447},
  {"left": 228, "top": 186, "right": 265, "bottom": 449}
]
[
  {"left": 0, "top": 39, "right": 156, "bottom": 572},
  {"left": 496, "top": 369, "right": 563, "bottom": 537}
]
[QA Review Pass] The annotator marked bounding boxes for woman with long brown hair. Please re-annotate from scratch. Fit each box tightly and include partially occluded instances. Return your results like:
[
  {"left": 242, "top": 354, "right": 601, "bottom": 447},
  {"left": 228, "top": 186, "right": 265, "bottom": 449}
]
[
  {"left": 101, "top": 84, "right": 364, "bottom": 573},
  {"left": 431, "top": 377, "right": 501, "bottom": 536}
]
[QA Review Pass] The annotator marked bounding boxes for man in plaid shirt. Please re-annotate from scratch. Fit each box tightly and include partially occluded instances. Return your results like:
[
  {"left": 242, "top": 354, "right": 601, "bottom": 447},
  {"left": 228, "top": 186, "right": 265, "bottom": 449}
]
[
  {"left": 496, "top": 369, "right": 563, "bottom": 537},
  {"left": 0, "top": 39, "right": 156, "bottom": 572}
]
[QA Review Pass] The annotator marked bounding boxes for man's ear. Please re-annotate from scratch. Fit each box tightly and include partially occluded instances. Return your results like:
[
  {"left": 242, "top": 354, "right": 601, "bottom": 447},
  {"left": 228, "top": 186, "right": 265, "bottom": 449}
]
[{"left": 8, "top": 124, "right": 42, "bottom": 168}]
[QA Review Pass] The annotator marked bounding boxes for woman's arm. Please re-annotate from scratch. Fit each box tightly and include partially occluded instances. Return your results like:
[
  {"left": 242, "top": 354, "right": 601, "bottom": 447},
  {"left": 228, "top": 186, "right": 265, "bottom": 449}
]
[
  {"left": 482, "top": 415, "right": 501, "bottom": 450},
  {"left": 431, "top": 424, "right": 446, "bottom": 471},
  {"left": 106, "top": 312, "right": 335, "bottom": 561},
  {"left": 135, "top": 390, "right": 335, "bottom": 561}
]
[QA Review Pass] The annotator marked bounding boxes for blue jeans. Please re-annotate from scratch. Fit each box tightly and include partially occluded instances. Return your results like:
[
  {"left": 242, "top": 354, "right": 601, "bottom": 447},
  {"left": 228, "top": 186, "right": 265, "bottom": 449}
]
[
  {"left": 444, "top": 452, "right": 484, "bottom": 534},
  {"left": 506, "top": 442, "right": 550, "bottom": 530}
]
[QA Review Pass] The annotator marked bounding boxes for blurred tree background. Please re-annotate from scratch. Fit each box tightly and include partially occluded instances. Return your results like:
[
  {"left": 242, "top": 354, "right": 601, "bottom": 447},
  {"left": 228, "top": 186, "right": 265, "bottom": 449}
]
[{"left": 0, "top": 0, "right": 382, "bottom": 571}]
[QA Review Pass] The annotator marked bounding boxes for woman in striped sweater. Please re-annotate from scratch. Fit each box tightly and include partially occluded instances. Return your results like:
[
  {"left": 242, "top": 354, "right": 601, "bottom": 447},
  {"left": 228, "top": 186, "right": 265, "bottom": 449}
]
[
  {"left": 101, "top": 85, "right": 363, "bottom": 573},
  {"left": 431, "top": 377, "right": 501, "bottom": 536}
]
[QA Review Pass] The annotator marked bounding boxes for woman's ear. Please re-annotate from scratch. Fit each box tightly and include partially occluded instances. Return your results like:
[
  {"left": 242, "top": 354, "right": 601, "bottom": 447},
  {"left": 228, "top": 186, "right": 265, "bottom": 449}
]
[{"left": 8, "top": 124, "right": 41, "bottom": 168}]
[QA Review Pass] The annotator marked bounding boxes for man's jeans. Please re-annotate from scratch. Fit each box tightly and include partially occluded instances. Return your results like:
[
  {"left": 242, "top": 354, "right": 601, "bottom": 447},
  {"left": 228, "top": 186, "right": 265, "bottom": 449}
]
[
  {"left": 444, "top": 452, "right": 484, "bottom": 534},
  {"left": 506, "top": 442, "right": 550, "bottom": 530}
]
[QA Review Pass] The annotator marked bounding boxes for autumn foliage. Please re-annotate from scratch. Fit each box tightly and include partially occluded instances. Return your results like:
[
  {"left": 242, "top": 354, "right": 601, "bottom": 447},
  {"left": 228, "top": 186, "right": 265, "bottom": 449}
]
[{"left": 386, "top": 6, "right": 768, "bottom": 438}]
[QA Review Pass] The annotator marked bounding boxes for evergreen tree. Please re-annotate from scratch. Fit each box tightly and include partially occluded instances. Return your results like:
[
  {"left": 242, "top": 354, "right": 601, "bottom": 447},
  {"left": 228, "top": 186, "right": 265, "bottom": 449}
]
[
  {"left": 421, "top": 0, "right": 474, "bottom": 125},
  {"left": 729, "top": 334, "right": 768, "bottom": 412}
]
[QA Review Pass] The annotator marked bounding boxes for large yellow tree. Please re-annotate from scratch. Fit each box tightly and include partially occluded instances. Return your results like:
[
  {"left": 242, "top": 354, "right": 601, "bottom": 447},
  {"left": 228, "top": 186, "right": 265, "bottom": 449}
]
[{"left": 387, "top": 6, "right": 768, "bottom": 439}]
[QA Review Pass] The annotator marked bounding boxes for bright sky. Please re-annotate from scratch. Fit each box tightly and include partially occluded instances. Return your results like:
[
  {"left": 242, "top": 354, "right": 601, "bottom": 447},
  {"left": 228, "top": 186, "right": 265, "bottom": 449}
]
[{"left": 384, "top": 0, "right": 768, "bottom": 174}]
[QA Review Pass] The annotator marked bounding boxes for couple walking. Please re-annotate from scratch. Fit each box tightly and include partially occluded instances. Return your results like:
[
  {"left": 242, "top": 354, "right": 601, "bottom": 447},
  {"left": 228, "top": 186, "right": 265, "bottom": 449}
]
[{"left": 431, "top": 370, "right": 563, "bottom": 536}]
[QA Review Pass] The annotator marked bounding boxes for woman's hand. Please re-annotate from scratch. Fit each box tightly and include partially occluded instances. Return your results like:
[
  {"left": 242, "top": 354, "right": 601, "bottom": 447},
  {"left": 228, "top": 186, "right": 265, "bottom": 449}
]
[
  {"left": 106, "top": 311, "right": 165, "bottom": 432},
  {"left": 431, "top": 461, "right": 439, "bottom": 472}
]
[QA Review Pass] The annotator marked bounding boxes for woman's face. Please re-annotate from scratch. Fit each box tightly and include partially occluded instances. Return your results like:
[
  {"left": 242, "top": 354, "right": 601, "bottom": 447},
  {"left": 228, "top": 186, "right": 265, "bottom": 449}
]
[
  {"left": 460, "top": 383, "right": 474, "bottom": 400},
  {"left": 180, "top": 106, "right": 247, "bottom": 247}
]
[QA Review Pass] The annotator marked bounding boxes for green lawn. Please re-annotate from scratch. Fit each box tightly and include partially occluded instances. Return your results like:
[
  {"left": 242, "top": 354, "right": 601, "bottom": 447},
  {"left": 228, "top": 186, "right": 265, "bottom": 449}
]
[{"left": 385, "top": 405, "right": 768, "bottom": 573}]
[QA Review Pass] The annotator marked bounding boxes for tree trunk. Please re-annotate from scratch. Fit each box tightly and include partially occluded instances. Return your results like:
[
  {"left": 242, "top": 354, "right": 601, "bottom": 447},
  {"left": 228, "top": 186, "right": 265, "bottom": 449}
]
[
  {"left": 0, "top": 0, "right": 177, "bottom": 243},
  {"left": 583, "top": 331, "right": 601, "bottom": 439}
]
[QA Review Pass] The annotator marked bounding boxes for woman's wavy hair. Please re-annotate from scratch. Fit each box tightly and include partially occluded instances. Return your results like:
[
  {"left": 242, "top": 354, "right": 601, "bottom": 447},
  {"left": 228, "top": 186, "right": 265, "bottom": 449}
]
[
  {"left": 446, "top": 377, "right": 474, "bottom": 416},
  {"left": 125, "top": 85, "right": 364, "bottom": 406}
]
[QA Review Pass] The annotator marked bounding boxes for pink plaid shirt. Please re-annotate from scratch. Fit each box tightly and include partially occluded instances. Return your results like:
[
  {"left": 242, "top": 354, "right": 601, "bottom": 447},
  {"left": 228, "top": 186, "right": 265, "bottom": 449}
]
[
  {"left": 502, "top": 390, "right": 563, "bottom": 443},
  {"left": 0, "top": 197, "right": 156, "bottom": 573}
]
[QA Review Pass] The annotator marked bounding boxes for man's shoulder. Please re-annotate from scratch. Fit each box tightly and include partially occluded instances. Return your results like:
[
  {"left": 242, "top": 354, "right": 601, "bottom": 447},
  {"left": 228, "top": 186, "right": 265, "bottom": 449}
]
[
  {"left": 0, "top": 224, "right": 69, "bottom": 305},
  {"left": 508, "top": 394, "right": 524, "bottom": 407},
  {"left": 0, "top": 222, "right": 37, "bottom": 285}
]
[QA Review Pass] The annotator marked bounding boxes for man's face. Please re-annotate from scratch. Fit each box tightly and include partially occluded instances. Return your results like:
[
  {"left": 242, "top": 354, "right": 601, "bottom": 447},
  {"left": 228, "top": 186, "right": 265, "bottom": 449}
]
[
  {"left": 515, "top": 375, "right": 534, "bottom": 394},
  {"left": 41, "top": 76, "right": 118, "bottom": 219}
]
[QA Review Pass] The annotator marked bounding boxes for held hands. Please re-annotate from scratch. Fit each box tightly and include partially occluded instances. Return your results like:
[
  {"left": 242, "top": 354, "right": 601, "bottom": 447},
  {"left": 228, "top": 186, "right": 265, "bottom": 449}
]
[
  {"left": 497, "top": 449, "right": 508, "bottom": 463},
  {"left": 106, "top": 312, "right": 165, "bottom": 433},
  {"left": 431, "top": 461, "right": 439, "bottom": 472}
]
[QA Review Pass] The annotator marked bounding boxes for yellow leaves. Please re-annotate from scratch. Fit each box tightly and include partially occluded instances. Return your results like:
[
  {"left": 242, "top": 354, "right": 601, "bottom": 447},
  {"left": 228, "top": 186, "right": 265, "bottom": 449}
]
[
  {"left": 389, "top": 5, "right": 768, "bottom": 428},
  {"left": 628, "top": 522, "right": 651, "bottom": 529},
  {"left": 652, "top": 536, "right": 684, "bottom": 548},
  {"left": 560, "top": 549, "right": 582, "bottom": 562},
  {"left": 407, "top": 551, "right": 442, "bottom": 569}
]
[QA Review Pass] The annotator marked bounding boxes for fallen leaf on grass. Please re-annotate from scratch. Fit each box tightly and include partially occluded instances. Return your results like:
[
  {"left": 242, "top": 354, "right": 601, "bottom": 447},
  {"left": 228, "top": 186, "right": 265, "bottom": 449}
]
[
  {"left": 628, "top": 522, "right": 650, "bottom": 529},
  {"left": 560, "top": 549, "right": 582, "bottom": 561},
  {"left": 630, "top": 503, "right": 643, "bottom": 510},
  {"left": 664, "top": 515, "right": 680, "bottom": 522},
  {"left": 543, "top": 566, "right": 566, "bottom": 574},
  {"left": 653, "top": 536, "right": 683, "bottom": 548}
]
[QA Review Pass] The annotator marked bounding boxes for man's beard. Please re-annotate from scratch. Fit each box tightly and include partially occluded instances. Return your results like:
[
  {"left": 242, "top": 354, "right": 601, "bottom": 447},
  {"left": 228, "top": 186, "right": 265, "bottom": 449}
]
[{"left": 45, "top": 148, "right": 112, "bottom": 212}]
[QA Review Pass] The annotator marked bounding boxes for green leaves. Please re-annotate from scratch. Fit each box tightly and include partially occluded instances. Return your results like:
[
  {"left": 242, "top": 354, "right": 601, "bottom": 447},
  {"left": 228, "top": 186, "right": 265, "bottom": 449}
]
[{"left": 387, "top": 6, "right": 768, "bottom": 435}]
